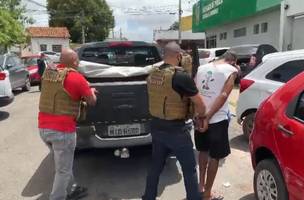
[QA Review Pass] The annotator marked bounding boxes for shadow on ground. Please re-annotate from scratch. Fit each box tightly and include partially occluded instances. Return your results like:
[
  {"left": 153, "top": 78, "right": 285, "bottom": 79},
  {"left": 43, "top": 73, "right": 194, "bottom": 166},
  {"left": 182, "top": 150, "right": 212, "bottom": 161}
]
[
  {"left": 0, "top": 111, "right": 10, "bottom": 122},
  {"left": 22, "top": 146, "right": 182, "bottom": 200},
  {"left": 239, "top": 193, "right": 255, "bottom": 200},
  {"left": 230, "top": 135, "right": 249, "bottom": 152}
]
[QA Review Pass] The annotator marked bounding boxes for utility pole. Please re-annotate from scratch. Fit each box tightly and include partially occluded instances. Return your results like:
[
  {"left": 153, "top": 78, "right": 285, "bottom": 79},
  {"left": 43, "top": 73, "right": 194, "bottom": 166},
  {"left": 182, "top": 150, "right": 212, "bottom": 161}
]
[
  {"left": 178, "top": 0, "right": 182, "bottom": 44},
  {"left": 112, "top": 28, "right": 115, "bottom": 39},
  {"left": 81, "top": 10, "right": 85, "bottom": 44}
]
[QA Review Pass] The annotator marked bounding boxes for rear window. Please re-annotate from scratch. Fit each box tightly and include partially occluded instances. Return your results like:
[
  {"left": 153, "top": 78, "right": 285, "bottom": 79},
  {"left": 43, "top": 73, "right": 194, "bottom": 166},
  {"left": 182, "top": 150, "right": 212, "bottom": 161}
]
[
  {"left": 199, "top": 50, "right": 210, "bottom": 59},
  {"left": 0, "top": 55, "right": 4, "bottom": 69},
  {"left": 23, "top": 58, "right": 38, "bottom": 66},
  {"left": 215, "top": 49, "right": 228, "bottom": 57},
  {"left": 266, "top": 60, "right": 304, "bottom": 83},
  {"left": 80, "top": 46, "right": 161, "bottom": 66},
  {"left": 230, "top": 46, "right": 258, "bottom": 56}
]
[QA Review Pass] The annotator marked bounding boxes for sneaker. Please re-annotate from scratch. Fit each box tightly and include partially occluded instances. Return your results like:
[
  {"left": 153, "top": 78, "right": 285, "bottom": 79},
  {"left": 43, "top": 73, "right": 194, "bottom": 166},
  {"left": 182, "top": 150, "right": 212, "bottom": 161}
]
[{"left": 66, "top": 186, "right": 88, "bottom": 200}]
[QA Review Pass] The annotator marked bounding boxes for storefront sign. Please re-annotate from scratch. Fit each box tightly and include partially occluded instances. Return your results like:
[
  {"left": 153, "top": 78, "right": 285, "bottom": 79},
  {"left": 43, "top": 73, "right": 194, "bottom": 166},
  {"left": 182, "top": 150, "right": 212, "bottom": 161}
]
[{"left": 193, "top": 0, "right": 281, "bottom": 32}]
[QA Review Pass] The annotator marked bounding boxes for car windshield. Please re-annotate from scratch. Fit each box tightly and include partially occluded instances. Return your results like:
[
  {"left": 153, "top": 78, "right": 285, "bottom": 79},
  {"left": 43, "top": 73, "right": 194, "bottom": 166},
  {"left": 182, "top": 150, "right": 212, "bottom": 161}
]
[
  {"left": 81, "top": 46, "right": 161, "bottom": 66},
  {"left": 23, "top": 57, "right": 38, "bottom": 66},
  {"left": 0, "top": 55, "right": 4, "bottom": 69}
]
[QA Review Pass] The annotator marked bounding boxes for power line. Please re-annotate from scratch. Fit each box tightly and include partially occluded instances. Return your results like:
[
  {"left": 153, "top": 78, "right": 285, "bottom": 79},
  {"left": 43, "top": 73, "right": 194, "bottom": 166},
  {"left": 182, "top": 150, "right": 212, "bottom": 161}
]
[{"left": 24, "top": 0, "right": 47, "bottom": 8}]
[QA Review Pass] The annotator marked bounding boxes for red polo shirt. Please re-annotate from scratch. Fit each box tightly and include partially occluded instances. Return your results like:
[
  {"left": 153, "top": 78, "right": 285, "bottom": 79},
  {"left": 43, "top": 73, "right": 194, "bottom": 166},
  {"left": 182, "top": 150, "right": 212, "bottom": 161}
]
[{"left": 38, "top": 65, "right": 92, "bottom": 133}]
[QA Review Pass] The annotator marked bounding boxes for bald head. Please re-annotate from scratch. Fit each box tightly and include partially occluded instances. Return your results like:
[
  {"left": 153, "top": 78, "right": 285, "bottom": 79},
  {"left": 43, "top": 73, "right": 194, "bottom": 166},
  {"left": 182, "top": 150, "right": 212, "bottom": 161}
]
[
  {"left": 60, "top": 48, "right": 79, "bottom": 68},
  {"left": 163, "top": 42, "right": 183, "bottom": 66},
  {"left": 164, "top": 42, "right": 184, "bottom": 57}
]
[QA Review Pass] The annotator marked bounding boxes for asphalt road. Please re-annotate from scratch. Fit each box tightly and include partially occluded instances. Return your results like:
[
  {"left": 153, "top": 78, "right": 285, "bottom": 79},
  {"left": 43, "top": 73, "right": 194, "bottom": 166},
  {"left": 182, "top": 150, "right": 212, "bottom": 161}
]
[{"left": 0, "top": 87, "right": 255, "bottom": 200}]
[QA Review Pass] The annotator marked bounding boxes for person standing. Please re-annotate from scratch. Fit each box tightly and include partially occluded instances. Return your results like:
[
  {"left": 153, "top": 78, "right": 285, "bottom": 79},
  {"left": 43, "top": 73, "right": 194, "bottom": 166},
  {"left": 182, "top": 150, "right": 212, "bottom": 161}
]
[
  {"left": 38, "top": 48, "right": 97, "bottom": 200},
  {"left": 37, "top": 53, "right": 47, "bottom": 91},
  {"left": 142, "top": 42, "right": 206, "bottom": 200},
  {"left": 194, "top": 52, "right": 239, "bottom": 200}
]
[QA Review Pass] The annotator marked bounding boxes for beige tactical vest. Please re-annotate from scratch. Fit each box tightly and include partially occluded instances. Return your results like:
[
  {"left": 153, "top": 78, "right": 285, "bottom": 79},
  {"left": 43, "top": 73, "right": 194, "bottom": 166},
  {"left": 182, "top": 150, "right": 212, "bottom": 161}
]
[
  {"left": 39, "top": 67, "right": 81, "bottom": 118},
  {"left": 147, "top": 65, "right": 190, "bottom": 120}
]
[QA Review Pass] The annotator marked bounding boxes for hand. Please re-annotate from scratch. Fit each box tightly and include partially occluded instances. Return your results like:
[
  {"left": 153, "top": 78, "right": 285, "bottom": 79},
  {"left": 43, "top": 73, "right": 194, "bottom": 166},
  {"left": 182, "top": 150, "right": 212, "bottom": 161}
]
[
  {"left": 198, "top": 118, "right": 209, "bottom": 133},
  {"left": 91, "top": 88, "right": 99, "bottom": 95}
]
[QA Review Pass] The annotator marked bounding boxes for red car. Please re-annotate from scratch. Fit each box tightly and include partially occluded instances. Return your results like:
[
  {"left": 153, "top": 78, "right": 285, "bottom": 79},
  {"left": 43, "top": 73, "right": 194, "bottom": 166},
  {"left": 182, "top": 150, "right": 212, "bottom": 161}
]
[
  {"left": 22, "top": 55, "right": 46, "bottom": 84},
  {"left": 250, "top": 72, "right": 304, "bottom": 200}
]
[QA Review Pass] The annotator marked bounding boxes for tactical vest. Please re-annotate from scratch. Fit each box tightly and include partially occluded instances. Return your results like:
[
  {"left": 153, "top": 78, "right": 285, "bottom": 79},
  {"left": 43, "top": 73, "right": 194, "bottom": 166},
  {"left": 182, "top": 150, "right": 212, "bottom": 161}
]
[
  {"left": 147, "top": 65, "right": 190, "bottom": 120},
  {"left": 39, "top": 67, "right": 81, "bottom": 119}
]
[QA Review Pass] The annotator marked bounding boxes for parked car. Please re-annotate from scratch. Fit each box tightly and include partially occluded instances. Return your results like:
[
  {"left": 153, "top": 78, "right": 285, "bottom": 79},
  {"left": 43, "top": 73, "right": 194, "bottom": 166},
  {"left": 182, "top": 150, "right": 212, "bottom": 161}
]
[
  {"left": 250, "top": 71, "right": 304, "bottom": 200},
  {"left": 39, "top": 51, "right": 60, "bottom": 63},
  {"left": 237, "top": 49, "right": 304, "bottom": 139},
  {"left": 198, "top": 47, "right": 229, "bottom": 65},
  {"left": 228, "top": 44, "right": 277, "bottom": 79},
  {"left": 76, "top": 41, "right": 163, "bottom": 149},
  {"left": 0, "top": 64, "right": 14, "bottom": 107},
  {"left": 0, "top": 54, "right": 30, "bottom": 91},
  {"left": 22, "top": 55, "right": 50, "bottom": 84}
]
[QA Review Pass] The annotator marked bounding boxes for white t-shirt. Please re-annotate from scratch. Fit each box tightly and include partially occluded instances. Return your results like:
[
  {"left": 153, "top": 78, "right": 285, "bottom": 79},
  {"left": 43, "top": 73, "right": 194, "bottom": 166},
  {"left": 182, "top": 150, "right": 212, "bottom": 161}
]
[{"left": 195, "top": 63, "right": 238, "bottom": 124}]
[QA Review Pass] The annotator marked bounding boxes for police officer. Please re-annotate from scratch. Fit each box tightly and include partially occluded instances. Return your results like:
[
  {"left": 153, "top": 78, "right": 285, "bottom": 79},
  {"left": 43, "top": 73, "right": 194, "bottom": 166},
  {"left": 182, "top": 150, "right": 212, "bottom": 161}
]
[
  {"left": 142, "top": 42, "right": 206, "bottom": 200},
  {"left": 39, "top": 48, "right": 97, "bottom": 200}
]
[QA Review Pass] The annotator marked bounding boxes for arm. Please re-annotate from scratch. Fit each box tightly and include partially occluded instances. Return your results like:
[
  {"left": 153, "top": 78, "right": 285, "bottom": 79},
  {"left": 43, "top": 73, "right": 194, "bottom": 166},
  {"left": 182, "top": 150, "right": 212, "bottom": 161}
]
[
  {"left": 190, "top": 93, "right": 206, "bottom": 117},
  {"left": 83, "top": 88, "right": 97, "bottom": 106},
  {"left": 205, "top": 72, "right": 237, "bottom": 121}
]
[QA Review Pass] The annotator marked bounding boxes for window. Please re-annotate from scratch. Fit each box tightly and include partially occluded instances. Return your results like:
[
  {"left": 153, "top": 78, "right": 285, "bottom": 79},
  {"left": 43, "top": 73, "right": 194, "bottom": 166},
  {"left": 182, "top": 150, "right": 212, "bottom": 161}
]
[
  {"left": 52, "top": 45, "right": 62, "bottom": 53},
  {"left": 199, "top": 50, "right": 210, "bottom": 59},
  {"left": 220, "top": 32, "right": 227, "bottom": 40},
  {"left": 40, "top": 44, "right": 47, "bottom": 51},
  {"left": 266, "top": 60, "right": 304, "bottom": 83},
  {"left": 81, "top": 46, "right": 161, "bottom": 66},
  {"left": 206, "top": 35, "right": 217, "bottom": 48},
  {"left": 234, "top": 27, "right": 247, "bottom": 38},
  {"left": 294, "top": 93, "right": 304, "bottom": 121},
  {"left": 253, "top": 24, "right": 260, "bottom": 34},
  {"left": 261, "top": 22, "right": 268, "bottom": 33},
  {"left": 215, "top": 49, "right": 228, "bottom": 57}
]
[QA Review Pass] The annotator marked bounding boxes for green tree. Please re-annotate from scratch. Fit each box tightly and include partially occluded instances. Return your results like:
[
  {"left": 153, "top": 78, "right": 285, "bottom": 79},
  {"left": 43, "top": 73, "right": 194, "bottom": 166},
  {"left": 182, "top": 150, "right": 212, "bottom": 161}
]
[
  {"left": 168, "top": 21, "right": 179, "bottom": 30},
  {"left": 48, "top": 0, "right": 115, "bottom": 43},
  {"left": 0, "top": 9, "right": 26, "bottom": 49},
  {"left": 0, "top": 0, "right": 33, "bottom": 24}
]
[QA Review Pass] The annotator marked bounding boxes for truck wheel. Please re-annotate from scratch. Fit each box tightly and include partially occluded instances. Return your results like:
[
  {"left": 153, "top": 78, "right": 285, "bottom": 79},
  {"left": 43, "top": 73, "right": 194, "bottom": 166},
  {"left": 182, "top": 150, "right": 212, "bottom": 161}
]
[
  {"left": 242, "top": 112, "right": 255, "bottom": 140},
  {"left": 22, "top": 77, "right": 31, "bottom": 92},
  {"left": 254, "top": 159, "right": 288, "bottom": 200}
]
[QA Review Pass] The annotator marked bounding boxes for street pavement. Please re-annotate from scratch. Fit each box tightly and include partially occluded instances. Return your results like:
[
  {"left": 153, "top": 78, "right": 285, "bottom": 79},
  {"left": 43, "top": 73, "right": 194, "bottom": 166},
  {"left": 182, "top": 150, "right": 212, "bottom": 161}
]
[{"left": 0, "top": 87, "right": 255, "bottom": 200}]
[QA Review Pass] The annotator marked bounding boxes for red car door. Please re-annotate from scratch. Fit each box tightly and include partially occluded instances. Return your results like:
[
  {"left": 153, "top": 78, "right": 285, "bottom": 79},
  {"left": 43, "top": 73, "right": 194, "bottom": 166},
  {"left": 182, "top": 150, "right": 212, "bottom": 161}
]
[{"left": 274, "top": 91, "right": 304, "bottom": 199}]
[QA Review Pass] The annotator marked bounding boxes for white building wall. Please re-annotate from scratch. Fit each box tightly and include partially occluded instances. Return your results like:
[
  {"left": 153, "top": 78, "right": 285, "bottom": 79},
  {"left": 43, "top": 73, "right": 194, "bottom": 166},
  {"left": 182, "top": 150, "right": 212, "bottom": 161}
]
[
  {"left": 206, "top": 9, "right": 281, "bottom": 49},
  {"left": 293, "top": 16, "right": 304, "bottom": 50},
  {"left": 30, "top": 38, "right": 70, "bottom": 54},
  {"left": 286, "top": 0, "right": 304, "bottom": 16}
]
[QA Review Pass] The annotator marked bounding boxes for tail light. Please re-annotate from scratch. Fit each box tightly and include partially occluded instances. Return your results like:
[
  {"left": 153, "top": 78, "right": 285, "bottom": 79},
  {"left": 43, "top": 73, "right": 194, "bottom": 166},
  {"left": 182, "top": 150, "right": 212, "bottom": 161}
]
[
  {"left": 240, "top": 79, "right": 254, "bottom": 93},
  {"left": 0, "top": 72, "right": 6, "bottom": 80}
]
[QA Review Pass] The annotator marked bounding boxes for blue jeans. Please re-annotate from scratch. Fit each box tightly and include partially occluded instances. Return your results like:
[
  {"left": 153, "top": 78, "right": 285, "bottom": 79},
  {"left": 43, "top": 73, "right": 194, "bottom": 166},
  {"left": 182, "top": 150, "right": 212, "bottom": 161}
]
[
  {"left": 143, "top": 120, "right": 201, "bottom": 200},
  {"left": 39, "top": 129, "right": 77, "bottom": 200}
]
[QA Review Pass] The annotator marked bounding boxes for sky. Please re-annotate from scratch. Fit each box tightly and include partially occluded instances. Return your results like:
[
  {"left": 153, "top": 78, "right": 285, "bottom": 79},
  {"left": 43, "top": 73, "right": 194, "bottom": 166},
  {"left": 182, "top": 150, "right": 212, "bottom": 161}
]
[{"left": 23, "top": 0, "right": 197, "bottom": 42}]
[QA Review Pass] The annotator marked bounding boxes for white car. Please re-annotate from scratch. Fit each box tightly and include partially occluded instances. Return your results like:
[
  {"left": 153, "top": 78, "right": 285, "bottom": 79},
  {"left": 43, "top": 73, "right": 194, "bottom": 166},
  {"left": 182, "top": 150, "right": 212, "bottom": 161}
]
[
  {"left": 40, "top": 51, "right": 60, "bottom": 63},
  {"left": 198, "top": 47, "right": 229, "bottom": 65},
  {"left": 0, "top": 68, "right": 14, "bottom": 107},
  {"left": 236, "top": 49, "right": 304, "bottom": 139}
]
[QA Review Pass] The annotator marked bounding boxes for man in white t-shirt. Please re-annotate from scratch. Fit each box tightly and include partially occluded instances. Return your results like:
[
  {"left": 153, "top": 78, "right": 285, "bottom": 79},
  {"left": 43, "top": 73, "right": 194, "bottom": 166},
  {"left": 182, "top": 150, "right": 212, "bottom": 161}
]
[{"left": 194, "top": 52, "right": 239, "bottom": 200}]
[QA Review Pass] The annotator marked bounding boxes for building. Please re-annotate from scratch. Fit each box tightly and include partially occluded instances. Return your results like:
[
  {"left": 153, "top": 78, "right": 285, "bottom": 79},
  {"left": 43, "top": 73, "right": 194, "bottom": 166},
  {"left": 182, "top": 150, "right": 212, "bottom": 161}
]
[
  {"left": 154, "top": 16, "right": 206, "bottom": 48},
  {"left": 192, "top": 0, "right": 304, "bottom": 51},
  {"left": 25, "top": 27, "right": 70, "bottom": 54}
]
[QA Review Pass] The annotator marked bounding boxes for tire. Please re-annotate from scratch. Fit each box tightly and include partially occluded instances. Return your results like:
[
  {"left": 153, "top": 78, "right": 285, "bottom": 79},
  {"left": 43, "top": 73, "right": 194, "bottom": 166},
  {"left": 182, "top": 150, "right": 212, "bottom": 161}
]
[
  {"left": 254, "top": 159, "right": 288, "bottom": 200},
  {"left": 242, "top": 112, "right": 255, "bottom": 140},
  {"left": 22, "top": 77, "right": 31, "bottom": 92}
]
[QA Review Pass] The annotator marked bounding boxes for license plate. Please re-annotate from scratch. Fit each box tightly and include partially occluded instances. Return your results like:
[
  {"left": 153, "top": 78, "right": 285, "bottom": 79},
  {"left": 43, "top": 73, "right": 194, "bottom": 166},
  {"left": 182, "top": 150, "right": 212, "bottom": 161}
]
[{"left": 108, "top": 124, "right": 141, "bottom": 137}]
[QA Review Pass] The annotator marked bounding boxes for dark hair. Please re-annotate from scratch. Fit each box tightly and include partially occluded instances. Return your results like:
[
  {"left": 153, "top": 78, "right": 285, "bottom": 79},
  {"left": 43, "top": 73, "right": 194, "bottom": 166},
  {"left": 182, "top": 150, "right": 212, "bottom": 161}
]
[{"left": 221, "top": 51, "right": 238, "bottom": 63}]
